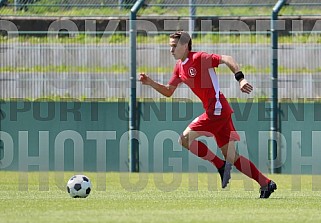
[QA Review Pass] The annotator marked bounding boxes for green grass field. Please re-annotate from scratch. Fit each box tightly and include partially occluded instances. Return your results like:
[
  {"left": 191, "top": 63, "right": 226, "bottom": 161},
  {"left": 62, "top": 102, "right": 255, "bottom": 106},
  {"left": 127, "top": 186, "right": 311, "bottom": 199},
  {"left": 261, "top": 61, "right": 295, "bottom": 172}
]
[{"left": 1, "top": 172, "right": 321, "bottom": 223}]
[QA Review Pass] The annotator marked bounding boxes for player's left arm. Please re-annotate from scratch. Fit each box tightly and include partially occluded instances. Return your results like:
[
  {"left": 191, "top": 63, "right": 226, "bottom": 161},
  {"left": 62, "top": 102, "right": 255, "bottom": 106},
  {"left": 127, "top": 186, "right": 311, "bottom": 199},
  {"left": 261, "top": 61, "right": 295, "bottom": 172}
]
[{"left": 220, "top": 55, "right": 253, "bottom": 94}]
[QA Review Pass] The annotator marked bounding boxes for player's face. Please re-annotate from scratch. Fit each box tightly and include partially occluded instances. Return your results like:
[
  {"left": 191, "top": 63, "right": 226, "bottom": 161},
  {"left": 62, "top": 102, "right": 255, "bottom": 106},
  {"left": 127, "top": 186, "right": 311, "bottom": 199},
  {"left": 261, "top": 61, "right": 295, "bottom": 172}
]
[{"left": 169, "top": 37, "right": 188, "bottom": 60}]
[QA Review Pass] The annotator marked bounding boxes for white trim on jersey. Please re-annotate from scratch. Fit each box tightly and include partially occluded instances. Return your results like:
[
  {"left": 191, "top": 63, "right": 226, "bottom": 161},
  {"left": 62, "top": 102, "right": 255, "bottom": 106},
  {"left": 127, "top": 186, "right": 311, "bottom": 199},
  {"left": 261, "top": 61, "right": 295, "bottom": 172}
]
[
  {"left": 208, "top": 68, "right": 222, "bottom": 115},
  {"left": 181, "top": 58, "right": 189, "bottom": 65}
]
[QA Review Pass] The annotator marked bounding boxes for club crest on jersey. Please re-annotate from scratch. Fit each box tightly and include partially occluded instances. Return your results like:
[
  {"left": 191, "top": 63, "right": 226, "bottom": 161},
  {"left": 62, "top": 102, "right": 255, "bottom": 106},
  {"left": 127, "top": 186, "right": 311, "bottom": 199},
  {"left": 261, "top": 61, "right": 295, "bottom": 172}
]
[{"left": 188, "top": 67, "right": 197, "bottom": 77}]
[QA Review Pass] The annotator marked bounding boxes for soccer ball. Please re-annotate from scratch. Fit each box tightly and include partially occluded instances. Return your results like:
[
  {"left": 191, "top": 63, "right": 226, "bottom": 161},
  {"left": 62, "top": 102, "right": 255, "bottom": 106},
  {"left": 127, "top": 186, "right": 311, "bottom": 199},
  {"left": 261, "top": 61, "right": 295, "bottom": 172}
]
[{"left": 66, "top": 175, "right": 92, "bottom": 198}]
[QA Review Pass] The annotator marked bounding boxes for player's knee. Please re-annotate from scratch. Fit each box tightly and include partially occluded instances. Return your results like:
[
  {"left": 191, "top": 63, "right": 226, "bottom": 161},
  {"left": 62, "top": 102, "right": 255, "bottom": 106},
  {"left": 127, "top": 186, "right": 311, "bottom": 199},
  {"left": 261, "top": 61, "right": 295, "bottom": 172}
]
[{"left": 178, "top": 135, "right": 189, "bottom": 149}]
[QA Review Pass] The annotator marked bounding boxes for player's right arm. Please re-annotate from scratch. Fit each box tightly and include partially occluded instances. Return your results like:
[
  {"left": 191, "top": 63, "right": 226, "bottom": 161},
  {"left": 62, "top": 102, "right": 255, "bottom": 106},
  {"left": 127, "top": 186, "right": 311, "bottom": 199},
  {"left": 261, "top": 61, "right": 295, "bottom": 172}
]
[{"left": 139, "top": 73, "right": 177, "bottom": 97}]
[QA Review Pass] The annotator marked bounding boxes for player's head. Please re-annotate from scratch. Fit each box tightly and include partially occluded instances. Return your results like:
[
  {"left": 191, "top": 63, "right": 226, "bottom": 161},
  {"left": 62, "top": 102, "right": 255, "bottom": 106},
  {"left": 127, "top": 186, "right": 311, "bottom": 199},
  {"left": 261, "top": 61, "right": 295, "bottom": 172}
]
[{"left": 169, "top": 31, "right": 192, "bottom": 60}]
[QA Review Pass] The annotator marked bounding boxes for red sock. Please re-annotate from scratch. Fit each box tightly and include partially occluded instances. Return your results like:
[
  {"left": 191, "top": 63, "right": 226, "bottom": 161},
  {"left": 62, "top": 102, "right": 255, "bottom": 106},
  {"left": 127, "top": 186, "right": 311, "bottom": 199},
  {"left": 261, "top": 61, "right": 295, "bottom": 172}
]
[
  {"left": 234, "top": 156, "right": 270, "bottom": 186},
  {"left": 189, "top": 140, "right": 224, "bottom": 169}
]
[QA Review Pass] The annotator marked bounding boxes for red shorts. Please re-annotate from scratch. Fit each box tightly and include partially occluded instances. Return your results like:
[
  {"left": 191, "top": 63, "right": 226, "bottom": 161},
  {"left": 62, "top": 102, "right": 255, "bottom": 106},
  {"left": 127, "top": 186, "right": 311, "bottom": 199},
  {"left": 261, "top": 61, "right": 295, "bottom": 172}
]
[{"left": 188, "top": 112, "right": 240, "bottom": 148}]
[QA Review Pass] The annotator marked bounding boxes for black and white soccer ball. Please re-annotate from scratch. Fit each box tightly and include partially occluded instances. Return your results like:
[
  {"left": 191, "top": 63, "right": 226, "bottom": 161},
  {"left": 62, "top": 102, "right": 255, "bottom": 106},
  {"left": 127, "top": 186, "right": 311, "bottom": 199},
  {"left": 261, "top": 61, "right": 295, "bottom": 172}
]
[{"left": 66, "top": 175, "right": 92, "bottom": 198}]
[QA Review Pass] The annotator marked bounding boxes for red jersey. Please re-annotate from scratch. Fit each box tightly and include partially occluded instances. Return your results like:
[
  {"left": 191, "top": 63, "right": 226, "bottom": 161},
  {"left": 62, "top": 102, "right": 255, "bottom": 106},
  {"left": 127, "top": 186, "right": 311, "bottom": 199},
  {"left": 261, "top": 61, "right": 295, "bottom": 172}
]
[{"left": 168, "top": 51, "right": 233, "bottom": 117}]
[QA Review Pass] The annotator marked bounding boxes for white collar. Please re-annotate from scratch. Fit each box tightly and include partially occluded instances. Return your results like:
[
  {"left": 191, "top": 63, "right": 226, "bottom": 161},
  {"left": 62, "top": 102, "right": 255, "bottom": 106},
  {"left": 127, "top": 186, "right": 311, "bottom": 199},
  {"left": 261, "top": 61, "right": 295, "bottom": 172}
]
[{"left": 181, "top": 58, "right": 189, "bottom": 65}]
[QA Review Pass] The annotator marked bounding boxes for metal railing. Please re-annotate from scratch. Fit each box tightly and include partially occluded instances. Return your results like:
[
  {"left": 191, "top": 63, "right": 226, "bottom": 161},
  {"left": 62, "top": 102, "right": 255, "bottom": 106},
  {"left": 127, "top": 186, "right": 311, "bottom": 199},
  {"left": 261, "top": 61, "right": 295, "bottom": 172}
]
[
  {"left": 1, "top": 0, "right": 321, "bottom": 17},
  {"left": 0, "top": 1, "right": 321, "bottom": 100}
]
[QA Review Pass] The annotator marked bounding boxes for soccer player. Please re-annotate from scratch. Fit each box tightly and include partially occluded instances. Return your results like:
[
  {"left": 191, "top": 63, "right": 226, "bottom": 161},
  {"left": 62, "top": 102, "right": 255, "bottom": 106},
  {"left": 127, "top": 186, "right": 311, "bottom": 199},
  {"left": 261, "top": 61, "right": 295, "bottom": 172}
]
[{"left": 139, "top": 31, "right": 276, "bottom": 198}]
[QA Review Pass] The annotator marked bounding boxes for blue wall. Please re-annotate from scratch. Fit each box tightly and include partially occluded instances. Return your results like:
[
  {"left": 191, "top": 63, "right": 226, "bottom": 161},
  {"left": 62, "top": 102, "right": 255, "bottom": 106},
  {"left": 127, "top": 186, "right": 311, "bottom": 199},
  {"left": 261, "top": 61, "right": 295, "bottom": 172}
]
[{"left": 0, "top": 101, "right": 320, "bottom": 174}]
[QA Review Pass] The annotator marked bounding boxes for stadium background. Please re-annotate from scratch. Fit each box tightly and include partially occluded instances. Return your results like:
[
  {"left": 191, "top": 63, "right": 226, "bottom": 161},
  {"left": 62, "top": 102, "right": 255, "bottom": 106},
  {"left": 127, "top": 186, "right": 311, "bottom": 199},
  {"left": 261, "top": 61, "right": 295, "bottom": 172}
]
[{"left": 0, "top": 0, "right": 321, "bottom": 174}]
